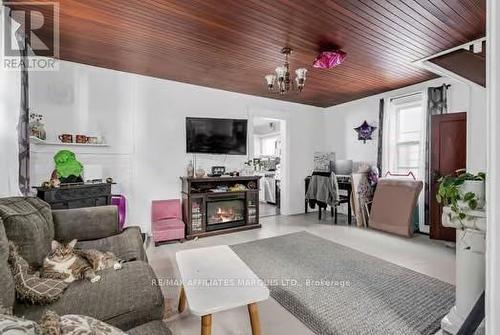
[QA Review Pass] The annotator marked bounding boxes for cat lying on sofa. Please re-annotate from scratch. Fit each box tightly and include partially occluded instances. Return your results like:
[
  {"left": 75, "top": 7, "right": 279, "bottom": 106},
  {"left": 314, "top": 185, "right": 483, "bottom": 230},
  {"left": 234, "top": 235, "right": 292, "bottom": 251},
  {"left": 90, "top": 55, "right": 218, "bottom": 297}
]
[{"left": 43, "top": 239, "right": 122, "bottom": 283}]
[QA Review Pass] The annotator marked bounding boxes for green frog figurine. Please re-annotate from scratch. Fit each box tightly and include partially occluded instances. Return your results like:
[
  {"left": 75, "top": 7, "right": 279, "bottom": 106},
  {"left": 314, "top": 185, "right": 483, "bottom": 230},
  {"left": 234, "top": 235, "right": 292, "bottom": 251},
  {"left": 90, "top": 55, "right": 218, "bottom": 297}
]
[{"left": 51, "top": 150, "right": 84, "bottom": 184}]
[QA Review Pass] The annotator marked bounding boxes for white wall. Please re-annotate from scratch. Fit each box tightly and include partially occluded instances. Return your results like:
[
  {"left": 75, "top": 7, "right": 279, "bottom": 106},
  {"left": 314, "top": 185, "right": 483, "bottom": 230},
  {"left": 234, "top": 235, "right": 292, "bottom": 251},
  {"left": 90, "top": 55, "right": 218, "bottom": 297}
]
[
  {"left": 29, "top": 60, "right": 324, "bottom": 231},
  {"left": 0, "top": 6, "right": 21, "bottom": 197},
  {"left": 26, "top": 59, "right": 488, "bottom": 235},
  {"left": 468, "top": 85, "right": 487, "bottom": 173},
  {"left": 323, "top": 77, "right": 487, "bottom": 173}
]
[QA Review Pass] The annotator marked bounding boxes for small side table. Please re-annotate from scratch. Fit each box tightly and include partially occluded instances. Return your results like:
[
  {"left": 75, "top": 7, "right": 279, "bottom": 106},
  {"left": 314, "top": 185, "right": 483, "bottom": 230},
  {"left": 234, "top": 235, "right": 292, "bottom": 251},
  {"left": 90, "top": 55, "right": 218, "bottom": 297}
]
[{"left": 176, "top": 245, "right": 269, "bottom": 335}]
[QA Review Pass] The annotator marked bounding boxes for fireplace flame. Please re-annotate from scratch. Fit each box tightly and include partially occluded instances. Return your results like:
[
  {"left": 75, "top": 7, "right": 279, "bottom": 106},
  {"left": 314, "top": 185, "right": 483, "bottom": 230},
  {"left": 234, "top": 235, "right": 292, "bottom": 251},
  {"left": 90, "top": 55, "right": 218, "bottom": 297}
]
[{"left": 215, "top": 207, "right": 236, "bottom": 222}]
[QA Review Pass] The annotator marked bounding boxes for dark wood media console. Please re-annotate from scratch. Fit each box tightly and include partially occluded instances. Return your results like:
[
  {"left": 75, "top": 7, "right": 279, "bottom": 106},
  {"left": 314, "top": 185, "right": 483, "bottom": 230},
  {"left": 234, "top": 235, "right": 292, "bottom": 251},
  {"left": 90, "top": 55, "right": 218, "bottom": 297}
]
[
  {"left": 180, "top": 176, "right": 261, "bottom": 239},
  {"left": 34, "top": 183, "right": 112, "bottom": 209}
]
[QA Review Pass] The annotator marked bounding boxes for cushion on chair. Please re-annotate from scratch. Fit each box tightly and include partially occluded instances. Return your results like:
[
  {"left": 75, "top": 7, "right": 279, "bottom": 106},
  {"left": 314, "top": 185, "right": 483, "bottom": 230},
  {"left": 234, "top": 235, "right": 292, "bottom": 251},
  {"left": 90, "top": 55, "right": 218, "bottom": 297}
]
[
  {"left": 0, "top": 219, "right": 15, "bottom": 312},
  {"left": 153, "top": 218, "right": 184, "bottom": 229},
  {"left": 151, "top": 200, "right": 181, "bottom": 222},
  {"left": 75, "top": 227, "right": 147, "bottom": 263},
  {"left": 14, "top": 261, "right": 164, "bottom": 331},
  {"left": 152, "top": 219, "right": 185, "bottom": 242},
  {"left": 369, "top": 179, "right": 423, "bottom": 237},
  {"left": 0, "top": 197, "right": 54, "bottom": 269}
]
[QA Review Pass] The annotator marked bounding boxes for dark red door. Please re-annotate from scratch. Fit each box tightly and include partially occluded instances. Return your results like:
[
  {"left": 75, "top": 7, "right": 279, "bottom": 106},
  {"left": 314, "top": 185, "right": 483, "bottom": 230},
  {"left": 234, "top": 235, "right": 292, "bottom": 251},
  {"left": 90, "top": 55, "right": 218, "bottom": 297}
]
[{"left": 430, "top": 112, "right": 467, "bottom": 241}]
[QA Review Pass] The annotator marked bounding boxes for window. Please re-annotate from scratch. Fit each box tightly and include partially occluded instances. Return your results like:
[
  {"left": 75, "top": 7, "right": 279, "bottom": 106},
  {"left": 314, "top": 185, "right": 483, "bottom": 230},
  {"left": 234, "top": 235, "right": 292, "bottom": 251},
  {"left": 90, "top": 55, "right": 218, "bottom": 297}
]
[
  {"left": 261, "top": 135, "right": 278, "bottom": 156},
  {"left": 394, "top": 104, "right": 424, "bottom": 178},
  {"left": 255, "top": 135, "right": 280, "bottom": 157},
  {"left": 385, "top": 94, "right": 426, "bottom": 179},
  {"left": 383, "top": 92, "right": 426, "bottom": 232}
]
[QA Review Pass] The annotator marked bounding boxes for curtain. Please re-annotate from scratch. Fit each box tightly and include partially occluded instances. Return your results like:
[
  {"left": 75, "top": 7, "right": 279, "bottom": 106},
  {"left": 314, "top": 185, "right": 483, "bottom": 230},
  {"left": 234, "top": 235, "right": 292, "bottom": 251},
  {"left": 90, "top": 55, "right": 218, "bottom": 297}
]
[
  {"left": 424, "top": 84, "right": 450, "bottom": 226},
  {"left": 376, "top": 98, "right": 384, "bottom": 176},
  {"left": 16, "top": 31, "right": 30, "bottom": 195}
]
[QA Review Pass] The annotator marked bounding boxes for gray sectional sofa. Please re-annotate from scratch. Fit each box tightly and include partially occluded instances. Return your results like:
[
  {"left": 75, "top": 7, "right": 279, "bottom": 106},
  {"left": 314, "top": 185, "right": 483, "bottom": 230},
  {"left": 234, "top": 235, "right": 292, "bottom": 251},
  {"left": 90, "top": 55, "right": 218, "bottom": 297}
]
[{"left": 0, "top": 196, "right": 170, "bottom": 334}]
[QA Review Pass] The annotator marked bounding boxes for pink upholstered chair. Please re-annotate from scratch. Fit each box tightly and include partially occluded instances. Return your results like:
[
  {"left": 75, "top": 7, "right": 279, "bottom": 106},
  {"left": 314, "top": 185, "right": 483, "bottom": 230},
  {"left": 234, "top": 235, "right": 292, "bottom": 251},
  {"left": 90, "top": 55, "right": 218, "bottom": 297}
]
[{"left": 151, "top": 199, "right": 185, "bottom": 246}]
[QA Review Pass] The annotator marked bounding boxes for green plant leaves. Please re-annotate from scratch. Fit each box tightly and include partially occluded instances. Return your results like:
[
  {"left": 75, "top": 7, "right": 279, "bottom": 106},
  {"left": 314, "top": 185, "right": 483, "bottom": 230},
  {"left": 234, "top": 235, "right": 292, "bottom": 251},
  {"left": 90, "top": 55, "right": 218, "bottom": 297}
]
[
  {"left": 463, "top": 192, "right": 475, "bottom": 202},
  {"left": 436, "top": 171, "right": 485, "bottom": 221}
]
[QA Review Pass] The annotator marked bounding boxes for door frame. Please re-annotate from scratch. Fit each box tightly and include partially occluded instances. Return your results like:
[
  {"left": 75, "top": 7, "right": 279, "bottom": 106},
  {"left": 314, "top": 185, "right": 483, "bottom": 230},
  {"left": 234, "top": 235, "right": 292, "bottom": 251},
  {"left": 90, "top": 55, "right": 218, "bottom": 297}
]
[
  {"left": 486, "top": 0, "right": 499, "bottom": 333},
  {"left": 249, "top": 115, "right": 286, "bottom": 216}
]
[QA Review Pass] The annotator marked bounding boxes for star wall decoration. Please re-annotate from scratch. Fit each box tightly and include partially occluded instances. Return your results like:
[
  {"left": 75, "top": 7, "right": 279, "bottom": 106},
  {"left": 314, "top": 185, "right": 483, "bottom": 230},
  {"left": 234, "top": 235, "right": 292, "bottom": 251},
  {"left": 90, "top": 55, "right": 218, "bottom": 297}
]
[{"left": 354, "top": 120, "right": 377, "bottom": 144}]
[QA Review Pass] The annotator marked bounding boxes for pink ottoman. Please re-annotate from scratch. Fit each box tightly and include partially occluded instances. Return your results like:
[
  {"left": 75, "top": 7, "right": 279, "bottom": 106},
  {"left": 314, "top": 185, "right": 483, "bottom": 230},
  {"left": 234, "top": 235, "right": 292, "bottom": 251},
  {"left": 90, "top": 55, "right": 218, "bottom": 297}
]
[{"left": 151, "top": 199, "right": 185, "bottom": 245}]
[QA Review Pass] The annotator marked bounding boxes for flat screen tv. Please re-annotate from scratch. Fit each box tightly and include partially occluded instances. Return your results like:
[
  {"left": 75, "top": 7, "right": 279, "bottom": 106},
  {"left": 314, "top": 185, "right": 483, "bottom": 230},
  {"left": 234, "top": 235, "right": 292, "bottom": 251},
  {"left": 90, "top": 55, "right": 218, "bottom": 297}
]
[{"left": 186, "top": 117, "right": 248, "bottom": 155}]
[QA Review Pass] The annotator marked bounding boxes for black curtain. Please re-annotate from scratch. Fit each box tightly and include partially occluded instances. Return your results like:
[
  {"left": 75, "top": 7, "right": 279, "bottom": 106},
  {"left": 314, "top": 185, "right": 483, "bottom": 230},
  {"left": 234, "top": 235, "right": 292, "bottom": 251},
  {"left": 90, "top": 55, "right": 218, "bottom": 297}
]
[
  {"left": 424, "top": 84, "right": 450, "bottom": 226},
  {"left": 16, "top": 31, "right": 30, "bottom": 195}
]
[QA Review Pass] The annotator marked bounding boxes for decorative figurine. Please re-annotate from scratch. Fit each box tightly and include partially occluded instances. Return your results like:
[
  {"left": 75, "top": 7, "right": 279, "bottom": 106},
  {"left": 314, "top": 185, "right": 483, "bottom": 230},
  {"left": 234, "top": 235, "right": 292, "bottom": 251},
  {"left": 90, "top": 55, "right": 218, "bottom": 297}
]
[
  {"left": 51, "top": 150, "right": 84, "bottom": 184},
  {"left": 195, "top": 168, "right": 205, "bottom": 178},
  {"left": 50, "top": 178, "right": 61, "bottom": 188},
  {"left": 187, "top": 160, "right": 194, "bottom": 178},
  {"left": 29, "top": 113, "right": 46, "bottom": 140}
]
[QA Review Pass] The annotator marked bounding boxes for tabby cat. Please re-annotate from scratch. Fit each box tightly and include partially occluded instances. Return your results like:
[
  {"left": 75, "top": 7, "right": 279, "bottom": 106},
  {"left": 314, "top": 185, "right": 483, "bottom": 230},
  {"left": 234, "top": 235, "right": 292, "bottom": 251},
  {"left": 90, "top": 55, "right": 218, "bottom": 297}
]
[{"left": 42, "top": 239, "right": 122, "bottom": 283}]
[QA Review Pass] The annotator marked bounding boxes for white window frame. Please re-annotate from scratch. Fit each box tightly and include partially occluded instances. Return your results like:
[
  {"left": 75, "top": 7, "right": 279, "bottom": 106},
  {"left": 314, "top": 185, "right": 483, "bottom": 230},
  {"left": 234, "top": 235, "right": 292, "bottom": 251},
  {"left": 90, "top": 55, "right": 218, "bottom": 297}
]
[{"left": 393, "top": 101, "right": 425, "bottom": 176}]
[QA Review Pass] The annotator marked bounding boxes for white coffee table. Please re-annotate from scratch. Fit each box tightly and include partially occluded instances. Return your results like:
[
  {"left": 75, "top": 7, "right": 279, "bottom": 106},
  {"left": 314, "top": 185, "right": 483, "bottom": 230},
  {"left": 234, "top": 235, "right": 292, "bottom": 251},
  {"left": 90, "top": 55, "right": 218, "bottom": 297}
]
[{"left": 176, "top": 245, "right": 270, "bottom": 335}]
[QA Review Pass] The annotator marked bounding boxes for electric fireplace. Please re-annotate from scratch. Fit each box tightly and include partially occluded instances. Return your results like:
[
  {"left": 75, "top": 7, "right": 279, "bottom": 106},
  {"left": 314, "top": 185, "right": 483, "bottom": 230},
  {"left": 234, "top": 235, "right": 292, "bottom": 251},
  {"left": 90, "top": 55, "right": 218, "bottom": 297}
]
[
  {"left": 206, "top": 199, "right": 245, "bottom": 231},
  {"left": 181, "top": 175, "right": 261, "bottom": 239}
]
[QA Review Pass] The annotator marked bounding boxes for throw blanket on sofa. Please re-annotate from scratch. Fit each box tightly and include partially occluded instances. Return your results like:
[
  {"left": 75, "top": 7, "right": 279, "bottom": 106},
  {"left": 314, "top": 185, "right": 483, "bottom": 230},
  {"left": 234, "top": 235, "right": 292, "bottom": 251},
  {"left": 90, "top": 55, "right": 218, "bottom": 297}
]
[{"left": 306, "top": 172, "right": 339, "bottom": 208}]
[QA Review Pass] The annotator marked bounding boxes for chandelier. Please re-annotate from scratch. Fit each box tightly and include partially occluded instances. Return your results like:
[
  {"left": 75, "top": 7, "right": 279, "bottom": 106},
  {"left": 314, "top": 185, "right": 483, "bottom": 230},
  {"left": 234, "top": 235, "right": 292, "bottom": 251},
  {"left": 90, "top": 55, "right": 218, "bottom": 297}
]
[{"left": 264, "top": 47, "right": 307, "bottom": 94}]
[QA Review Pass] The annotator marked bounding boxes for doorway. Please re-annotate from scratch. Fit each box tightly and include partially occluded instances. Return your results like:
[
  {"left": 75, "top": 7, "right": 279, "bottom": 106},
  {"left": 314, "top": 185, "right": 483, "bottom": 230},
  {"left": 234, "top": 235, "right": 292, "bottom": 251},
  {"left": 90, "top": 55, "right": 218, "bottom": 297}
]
[
  {"left": 252, "top": 117, "right": 283, "bottom": 218},
  {"left": 430, "top": 112, "right": 467, "bottom": 241}
]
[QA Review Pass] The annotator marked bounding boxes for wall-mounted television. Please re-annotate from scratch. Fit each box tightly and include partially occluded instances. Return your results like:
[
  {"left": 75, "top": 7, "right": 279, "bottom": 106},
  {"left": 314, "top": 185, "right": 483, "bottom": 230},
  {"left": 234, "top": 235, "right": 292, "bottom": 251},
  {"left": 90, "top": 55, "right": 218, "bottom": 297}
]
[{"left": 186, "top": 117, "right": 248, "bottom": 155}]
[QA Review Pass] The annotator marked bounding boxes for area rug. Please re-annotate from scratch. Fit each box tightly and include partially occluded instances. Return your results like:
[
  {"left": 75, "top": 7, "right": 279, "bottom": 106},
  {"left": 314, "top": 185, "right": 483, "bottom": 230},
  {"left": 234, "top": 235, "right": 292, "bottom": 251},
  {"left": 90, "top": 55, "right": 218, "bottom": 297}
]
[{"left": 230, "top": 231, "right": 454, "bottom": 335}]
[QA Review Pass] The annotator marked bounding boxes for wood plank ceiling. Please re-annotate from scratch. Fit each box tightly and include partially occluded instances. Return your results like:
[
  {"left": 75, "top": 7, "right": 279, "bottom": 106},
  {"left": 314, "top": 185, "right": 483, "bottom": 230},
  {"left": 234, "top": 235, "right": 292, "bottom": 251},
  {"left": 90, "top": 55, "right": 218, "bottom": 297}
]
[{"left": 6, "top": 0, "right": 486, "bottom": 107}]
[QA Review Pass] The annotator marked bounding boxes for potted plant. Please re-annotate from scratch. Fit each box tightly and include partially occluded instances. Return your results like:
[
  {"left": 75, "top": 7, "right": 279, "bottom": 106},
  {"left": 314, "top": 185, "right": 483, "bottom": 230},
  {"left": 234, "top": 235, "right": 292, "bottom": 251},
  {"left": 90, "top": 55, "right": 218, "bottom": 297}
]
[{"left": 436, "top": 170, "right": 486, "bottom": 222}]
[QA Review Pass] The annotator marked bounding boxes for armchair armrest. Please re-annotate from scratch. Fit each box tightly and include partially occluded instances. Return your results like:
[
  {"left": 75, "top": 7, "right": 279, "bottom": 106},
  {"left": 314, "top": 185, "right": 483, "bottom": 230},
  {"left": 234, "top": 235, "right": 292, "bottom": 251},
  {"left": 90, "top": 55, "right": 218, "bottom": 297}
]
[{"left": 53, "top": 206, "right": 120, "bottom": 242}]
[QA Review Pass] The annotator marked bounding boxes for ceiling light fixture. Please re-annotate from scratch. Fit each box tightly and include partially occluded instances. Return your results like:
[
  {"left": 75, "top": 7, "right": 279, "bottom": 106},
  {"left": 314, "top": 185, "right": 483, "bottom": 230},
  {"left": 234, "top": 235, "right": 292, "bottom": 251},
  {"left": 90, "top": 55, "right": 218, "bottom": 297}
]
[
  {"left": 265, "top": 47, "right": 307, "bottom": 95},
  {"left": 313, "top": 50, "right": 347, "bottom": 69}
]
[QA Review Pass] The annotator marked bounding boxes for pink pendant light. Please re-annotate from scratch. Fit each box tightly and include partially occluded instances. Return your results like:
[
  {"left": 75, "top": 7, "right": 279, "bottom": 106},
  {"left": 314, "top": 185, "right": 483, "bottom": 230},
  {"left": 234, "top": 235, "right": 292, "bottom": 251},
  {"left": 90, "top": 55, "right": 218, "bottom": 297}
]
[{"left": 312, "top": 50, "right": 347, "bottom": 69}]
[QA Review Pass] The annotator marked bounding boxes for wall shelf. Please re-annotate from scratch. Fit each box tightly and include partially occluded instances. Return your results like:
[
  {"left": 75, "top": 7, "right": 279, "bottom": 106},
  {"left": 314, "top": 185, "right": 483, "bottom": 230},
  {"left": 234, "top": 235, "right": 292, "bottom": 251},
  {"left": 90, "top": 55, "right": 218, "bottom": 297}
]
[{"left": 30, "top": 136, "right": 109, "bottom": 147}]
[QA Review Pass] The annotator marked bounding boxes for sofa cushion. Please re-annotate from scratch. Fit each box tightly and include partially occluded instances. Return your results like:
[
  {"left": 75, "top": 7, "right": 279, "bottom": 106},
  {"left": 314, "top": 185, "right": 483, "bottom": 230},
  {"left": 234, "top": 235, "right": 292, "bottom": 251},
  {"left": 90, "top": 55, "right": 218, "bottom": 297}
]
[
  {"left": 75, "top": 227, "right": 147, "bottom": 263},
  {"left": 14, "top": 261, "right": 164, "bottom": 331},
  {"left": 53, "top": 206, "right": 120, "bottom": 242},
  {"left": 59, "top": 314, "right": 128, "bottom": 334},
  {"left": 0, "top": 219, "right": 15, "bottom": 312},
  {"left": 0, "top": 197, "right": 54, "bottom": 268},
  {"left": 0, "top": 313, "right": 40, "bottom": 334},
  {"left": 127, "top": 320, "right": 171, "bottom": 335}
]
